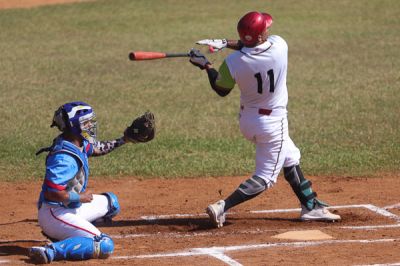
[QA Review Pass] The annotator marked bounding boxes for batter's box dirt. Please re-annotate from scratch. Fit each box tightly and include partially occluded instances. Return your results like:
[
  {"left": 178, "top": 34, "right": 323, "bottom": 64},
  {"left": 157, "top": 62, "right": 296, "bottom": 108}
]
[
  {"left": 110, "top": 204, "right": 399, "bottom": 234},
  {"left": 231, "top": 240, "right": 400, "bottom": 266}
]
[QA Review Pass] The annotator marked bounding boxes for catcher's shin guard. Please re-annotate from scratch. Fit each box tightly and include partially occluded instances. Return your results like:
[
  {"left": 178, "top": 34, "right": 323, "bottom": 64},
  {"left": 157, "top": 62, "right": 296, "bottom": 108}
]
[
  {"left": 48, "top": 234, "right": 114, "bottom": 261},
  {"left": 283, "top": 165, "right": 327, "bottom": 210}
]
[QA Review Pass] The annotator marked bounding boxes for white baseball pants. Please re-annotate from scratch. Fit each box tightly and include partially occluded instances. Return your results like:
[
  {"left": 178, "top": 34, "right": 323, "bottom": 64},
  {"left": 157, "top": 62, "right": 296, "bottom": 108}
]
[
  {"left": 239, "top": 107, "right": 301, "bottom": 185},
  {"left": 38, "top": 194, "right": 109, "bottom": 240}
]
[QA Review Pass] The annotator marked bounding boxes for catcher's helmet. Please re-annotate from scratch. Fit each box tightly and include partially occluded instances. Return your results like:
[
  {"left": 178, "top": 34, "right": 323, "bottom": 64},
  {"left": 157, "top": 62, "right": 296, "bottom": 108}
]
[
  {"left": 51, "top": 101, "right": 97, "bottom": 144},
  {"left": 237, "top": 11, "right": 273, "bottom": 47}
]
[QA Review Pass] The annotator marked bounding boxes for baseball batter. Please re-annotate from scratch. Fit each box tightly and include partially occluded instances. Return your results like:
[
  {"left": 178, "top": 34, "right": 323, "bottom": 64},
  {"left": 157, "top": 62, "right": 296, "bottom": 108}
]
[
  {"left": 189, "top": 11, "right": 341, "bottom": 228},
  {"left": 29, "top": 101, "right": 155, "bottom": 263}
]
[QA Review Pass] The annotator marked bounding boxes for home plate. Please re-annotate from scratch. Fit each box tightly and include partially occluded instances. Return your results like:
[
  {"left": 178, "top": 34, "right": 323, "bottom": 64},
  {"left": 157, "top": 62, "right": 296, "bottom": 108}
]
[{"left": 272, "top": 230, "right": 333, "bottom": 241}]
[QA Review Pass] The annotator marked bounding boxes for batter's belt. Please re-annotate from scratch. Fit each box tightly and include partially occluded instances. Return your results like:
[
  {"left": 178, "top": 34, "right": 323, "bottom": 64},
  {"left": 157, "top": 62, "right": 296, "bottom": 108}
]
[{"left": 240, "top": 105, "right": 287, "bottom": 117}]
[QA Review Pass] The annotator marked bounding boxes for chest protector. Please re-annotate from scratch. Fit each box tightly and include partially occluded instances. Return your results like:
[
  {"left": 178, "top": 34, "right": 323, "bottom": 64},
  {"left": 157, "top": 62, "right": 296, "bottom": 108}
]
[{"left": 41, "top": 137, "right": 91, "bottom": 208}]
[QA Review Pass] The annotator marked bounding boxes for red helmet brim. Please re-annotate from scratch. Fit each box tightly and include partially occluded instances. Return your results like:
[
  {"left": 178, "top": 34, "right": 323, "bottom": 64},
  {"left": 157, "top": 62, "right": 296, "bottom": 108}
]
[{"left": 262, "top": 13, "right": 273, "bottom": 28}]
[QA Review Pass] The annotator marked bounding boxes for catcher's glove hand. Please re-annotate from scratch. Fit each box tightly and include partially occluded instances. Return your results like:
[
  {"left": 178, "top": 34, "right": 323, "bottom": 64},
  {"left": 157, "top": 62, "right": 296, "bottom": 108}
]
[{"left": 124, "top": 111, "right": 155, "bottom": 143}]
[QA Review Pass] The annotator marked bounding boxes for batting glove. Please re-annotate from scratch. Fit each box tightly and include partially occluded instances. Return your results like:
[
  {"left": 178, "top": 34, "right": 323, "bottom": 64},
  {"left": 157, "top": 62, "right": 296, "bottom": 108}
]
[
  {"left": 189, "top": 48, "right": 210, "bottom": 70},
  {"left": 196, "top": 39, "right": 227, "bottom": 52}
]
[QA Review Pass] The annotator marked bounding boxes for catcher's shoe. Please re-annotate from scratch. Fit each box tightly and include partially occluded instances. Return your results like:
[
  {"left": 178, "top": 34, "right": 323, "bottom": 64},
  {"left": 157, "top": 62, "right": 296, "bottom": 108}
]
[
  {"left": 206, "top": 200, "right": 226, "bottom": 228},
  {"left": 300, "top": 204, "right": 341, "bottom": 221},
  {"left": 28, "top": 247, "right": 50, "bottom": 264}
]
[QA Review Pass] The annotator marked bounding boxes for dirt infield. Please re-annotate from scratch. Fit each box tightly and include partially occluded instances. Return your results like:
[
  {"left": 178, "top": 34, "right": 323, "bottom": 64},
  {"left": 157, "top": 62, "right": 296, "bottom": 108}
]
[{"left": 1, "top": 174, "right": 400, "bottom": 265}]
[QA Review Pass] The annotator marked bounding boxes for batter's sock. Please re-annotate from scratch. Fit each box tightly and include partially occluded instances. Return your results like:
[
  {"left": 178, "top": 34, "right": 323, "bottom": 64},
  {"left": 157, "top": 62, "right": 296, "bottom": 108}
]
[{"left": 224, "top": 189, "right": 260, "bottom": 212}]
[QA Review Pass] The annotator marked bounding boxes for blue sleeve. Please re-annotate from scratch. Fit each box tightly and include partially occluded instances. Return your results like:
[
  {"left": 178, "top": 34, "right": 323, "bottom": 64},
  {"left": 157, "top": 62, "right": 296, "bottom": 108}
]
[{"left": 45, "top": 153, "right": 79, "bottom": 191}]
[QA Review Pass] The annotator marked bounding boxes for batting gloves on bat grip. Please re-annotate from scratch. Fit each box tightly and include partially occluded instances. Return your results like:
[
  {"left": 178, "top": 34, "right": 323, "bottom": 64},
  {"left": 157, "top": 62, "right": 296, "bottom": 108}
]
[
  {"left": 196, "top": 39, "right": 227, "bottom": 52},
  {"left": 189, "top": 48, "right": 210, "bottom": 70}
]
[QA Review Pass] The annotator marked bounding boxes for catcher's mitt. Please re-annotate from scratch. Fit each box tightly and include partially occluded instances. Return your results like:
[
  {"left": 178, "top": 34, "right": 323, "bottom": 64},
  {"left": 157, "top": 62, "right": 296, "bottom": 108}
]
[{"left": 124, "top": 111, "right": 155, "bottom": 143}]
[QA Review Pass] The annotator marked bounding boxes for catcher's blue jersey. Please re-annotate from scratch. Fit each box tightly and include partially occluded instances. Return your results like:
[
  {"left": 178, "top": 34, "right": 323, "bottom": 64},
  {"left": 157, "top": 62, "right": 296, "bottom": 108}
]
[{"left": 38, "top": 136, "right": 93, "bottom": 209}]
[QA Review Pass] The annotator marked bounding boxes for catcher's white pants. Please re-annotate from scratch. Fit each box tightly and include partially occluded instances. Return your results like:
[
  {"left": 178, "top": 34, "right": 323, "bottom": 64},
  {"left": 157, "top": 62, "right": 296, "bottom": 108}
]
[
  {"left": 239, "top": 107, "right": 301, "bottom": 185},
  {"left": 38, "top": 194, "right": 109, "bottom": 240}
]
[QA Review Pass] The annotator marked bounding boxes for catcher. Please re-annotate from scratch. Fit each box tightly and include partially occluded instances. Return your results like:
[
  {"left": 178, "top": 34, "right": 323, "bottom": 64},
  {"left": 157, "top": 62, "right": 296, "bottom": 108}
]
[{"left": 28, "top": 101, "right": 155, "bottom": 264}]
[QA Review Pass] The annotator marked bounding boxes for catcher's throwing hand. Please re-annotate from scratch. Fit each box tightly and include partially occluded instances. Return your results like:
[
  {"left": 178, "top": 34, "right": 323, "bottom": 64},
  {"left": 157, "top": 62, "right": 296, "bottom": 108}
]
[
  {"left": 196, "top": 39, "right": 227, "bottom": 52},
  {"left": 79, "top": 190, "right": 93, "bottom": 203},
  {"left": 124, "top": 111, "right": 155, "bottom": 143},
  {"left": 189, "top": 48, "right": 210, "bottom": 70}
]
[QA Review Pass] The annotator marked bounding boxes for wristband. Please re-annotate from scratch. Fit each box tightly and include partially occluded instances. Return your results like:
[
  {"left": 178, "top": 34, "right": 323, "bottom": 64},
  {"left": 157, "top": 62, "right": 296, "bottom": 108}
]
[{"left": 68, "top": 191, "right": 80, "bottom": 203}]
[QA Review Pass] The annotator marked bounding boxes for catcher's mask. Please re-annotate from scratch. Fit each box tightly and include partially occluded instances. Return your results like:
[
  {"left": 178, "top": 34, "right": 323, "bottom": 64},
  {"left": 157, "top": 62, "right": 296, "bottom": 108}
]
[{"left": 51, "top": 101, "right": 97, "bottom": 144}]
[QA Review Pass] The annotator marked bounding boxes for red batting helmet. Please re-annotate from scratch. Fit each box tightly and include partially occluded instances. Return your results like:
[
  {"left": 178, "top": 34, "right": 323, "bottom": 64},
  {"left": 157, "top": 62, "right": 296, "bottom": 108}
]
[{"left": 237, "top": 11, "right": 273, "bottom": 47}]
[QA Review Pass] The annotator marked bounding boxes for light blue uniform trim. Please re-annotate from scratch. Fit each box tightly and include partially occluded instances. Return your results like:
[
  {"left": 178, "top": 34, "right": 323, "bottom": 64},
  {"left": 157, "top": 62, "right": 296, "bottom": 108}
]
[
  {"left": 38, "top": 136, "right": 92, "bottom": 209},
  {"left": 43, "top": 234, "right": 114, "bottom": 262}
]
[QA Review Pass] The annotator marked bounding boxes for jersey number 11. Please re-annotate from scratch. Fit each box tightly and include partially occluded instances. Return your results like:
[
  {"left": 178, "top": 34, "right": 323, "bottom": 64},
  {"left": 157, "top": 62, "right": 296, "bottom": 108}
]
[{"left": 254, "top": 69, "right": 275, "bottom": 94}]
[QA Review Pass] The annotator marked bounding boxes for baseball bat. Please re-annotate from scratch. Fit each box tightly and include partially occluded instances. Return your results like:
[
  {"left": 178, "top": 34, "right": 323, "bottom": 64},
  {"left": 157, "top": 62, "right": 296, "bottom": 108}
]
[{"left": 129, "top": 51, "right": 189, "bottom": 61}]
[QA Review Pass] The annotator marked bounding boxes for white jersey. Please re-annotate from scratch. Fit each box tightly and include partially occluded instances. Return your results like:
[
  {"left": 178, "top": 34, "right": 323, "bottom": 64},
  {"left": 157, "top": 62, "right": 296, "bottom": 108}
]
[{"left": 225, "top": 35, "right": 288, "bottom": 110}]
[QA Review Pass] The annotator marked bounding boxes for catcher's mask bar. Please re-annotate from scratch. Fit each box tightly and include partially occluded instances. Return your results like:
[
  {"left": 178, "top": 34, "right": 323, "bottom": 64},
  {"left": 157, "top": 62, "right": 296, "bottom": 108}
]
[{"left": 79, "top": 114, "right": 97, "bottom": 144}]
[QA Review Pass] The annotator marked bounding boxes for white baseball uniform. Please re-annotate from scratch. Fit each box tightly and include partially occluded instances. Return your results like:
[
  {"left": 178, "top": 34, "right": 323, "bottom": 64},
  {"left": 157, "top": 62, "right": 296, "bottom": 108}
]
[{"left": 217, "top": 35, "right": 301, "bottom": 185}]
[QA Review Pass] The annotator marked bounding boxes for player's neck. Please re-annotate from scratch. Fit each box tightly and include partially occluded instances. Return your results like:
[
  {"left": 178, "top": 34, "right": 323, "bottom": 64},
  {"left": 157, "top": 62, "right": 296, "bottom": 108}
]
[
  {"left": 246, "top": 37, "right": 268, "bottom": 48},
  {"left": 62, "top": 132, "right": 83, "bottom": 148}
]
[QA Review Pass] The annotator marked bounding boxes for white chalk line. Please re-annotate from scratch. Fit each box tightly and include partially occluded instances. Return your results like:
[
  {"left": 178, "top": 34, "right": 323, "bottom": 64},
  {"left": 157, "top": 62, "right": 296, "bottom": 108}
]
[
  {"left": 384, "top": 203, "right": 400, "bottom": 210},
  {"left": 362, "top": 204, "right": 400, "bottom": 221},
  {"left": 342, "top": 224, "right": 400, "bottom": 230},
  {"left": 141, "top": 204, "right": 400, "bottom": 222},
  {"left": 112, "top": 238, "right": 399, "bottom": 266},
  {"left": 196, "top": 248, "right": 243, "bottom": 266},
  {"left": 141, "top": 213, "right": 208, "bottom": 220}
]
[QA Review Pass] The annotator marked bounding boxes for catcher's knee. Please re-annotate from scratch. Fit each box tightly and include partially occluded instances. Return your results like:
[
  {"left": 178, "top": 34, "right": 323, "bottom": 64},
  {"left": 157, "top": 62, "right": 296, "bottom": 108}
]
[
  {"left": 238, "top": 175, "right": 270, "bottom": 196},
  {"left": 102, "top": 192, "right": 120, "bottom": 219},
  {"left": 94, "top": 234, "right": 114, "bottom": 259}
]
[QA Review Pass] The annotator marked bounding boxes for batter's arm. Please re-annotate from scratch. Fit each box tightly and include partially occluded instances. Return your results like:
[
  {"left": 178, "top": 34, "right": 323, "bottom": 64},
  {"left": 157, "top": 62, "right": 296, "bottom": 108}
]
[
  {"left": 205, "top": 60, "right": 235, "bottom": 97},
  {"left": 205, "top": 65, "right": 230, "bottom": 97},
  {"left": 226, "top": 39, "right": 244, "bottom": 50},
  {"left": 196, "top": 39, "right": 243, "bottom": 51}
]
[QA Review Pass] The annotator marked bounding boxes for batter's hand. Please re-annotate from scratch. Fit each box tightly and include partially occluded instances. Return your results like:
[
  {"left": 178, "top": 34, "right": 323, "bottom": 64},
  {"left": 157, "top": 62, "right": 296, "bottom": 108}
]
[
  {"left": 79, "top": 190, "right": 93, "bottom": 203},
  {"left": 189, "top": 48, "right": 210, "bottom": 70},
  {"left": 196, "top": 39, "right": 227, "bottom": 52}
]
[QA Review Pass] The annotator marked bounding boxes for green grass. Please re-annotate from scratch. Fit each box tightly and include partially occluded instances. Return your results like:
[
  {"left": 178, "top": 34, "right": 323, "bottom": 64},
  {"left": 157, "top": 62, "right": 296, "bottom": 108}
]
[{"left": 0, "top": 0, "right": 399, "bottom": 180}]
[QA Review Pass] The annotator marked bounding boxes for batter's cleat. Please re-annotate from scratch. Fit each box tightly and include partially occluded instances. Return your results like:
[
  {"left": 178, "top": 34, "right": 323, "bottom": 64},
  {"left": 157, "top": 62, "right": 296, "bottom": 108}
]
[
  {"left": 28, "top": 247, "right": 50, "bottom": 264},
  {"left": 206, "top": 200, "right": 226, "bottom": 228},
  {"left": 300, "top": 204, "right": 341, "bottom": 222}
]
